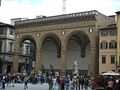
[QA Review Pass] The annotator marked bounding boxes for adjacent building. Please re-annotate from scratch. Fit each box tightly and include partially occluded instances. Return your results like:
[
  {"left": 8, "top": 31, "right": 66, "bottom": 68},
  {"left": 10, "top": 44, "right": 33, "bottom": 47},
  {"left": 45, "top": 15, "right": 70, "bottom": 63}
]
[
  {"left": 116, "top": 12, "right": 120, "bottom": 72},
  {"left": 99, "top": 12, "right": 120, "bottom": 74},
  {"left": 0, "top": 22, "right": 32, "bottom": 74},
  {"left": 99, "top": 24, "right": 117, "bottom": 73},
  {"left": 0, "top": 22, "right": 15, "bottom": 74}
]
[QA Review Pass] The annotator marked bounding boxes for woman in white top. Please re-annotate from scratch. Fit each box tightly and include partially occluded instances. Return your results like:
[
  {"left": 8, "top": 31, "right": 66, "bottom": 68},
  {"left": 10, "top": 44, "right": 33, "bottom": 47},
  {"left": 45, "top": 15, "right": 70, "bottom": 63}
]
[{"left": 52, "top": 77, "right": 57, "bottom": 90}]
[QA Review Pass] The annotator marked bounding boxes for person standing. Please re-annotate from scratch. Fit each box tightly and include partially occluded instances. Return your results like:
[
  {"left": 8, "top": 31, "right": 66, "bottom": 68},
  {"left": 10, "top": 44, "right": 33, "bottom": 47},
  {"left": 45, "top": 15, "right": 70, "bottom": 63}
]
[
  {"left": 48, "top": 76, "right": 53, "bottom": 90},
  {"left": 61, "top": 77, "right": 65, "bottom": 90},
  {"left": 52, "top": 76, "right": 57, "bottom": 90},
  {"left": 2, "top": 77, "right": 5, "bottom": 89},
  {"left": 57, "top": 76, "right": 62, "bottom": 90},
  {"left": 24, "top": 76, "right": 29, "bottom": 89},
  {"left": 69, "top": 78, "right": 74, "bottom": 90},
  {"left": 65, "top": 77, "right": 70, "bottom": 90}
]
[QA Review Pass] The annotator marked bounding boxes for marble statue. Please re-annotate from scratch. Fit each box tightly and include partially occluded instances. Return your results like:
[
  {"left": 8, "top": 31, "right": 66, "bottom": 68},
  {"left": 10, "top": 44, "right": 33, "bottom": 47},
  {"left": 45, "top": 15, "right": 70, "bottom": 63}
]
[{"left": 73, "top": 60, "right": 79, "bottom": 75}]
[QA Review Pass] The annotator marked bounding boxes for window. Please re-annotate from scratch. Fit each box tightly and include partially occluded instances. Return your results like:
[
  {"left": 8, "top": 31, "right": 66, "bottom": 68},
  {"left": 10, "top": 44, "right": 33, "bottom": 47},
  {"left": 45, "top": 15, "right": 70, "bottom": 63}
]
[
  {"left": 100, "top": 41, "right": 108, "bottom": 49},
  {"left": 109, "top": 40, "right": 117, "bottom": 49},
  {"left": 111, "top": 56, "right": 115, "bottom": 64},
  {"left": 0, "top": 28, "right": 6, "bottom": 34},
  {"left": 9, "top": 28, "right": 14, "bottom": 35},
  {"left": 0, "top": 29, "right": 3, "bottom": 34},
  {"left": 102, "top": 56, "right": 106, "bottom": 64},
  {"left": 109, "top": 30, "right": 117, "bottom": 36},
  {"left": 9, "top": 42, "right": 13, "bottom": 52},
  {"left": 101, "top": 31, "right": 108, "bottom": 36},
  {"left": 26, "top": 45, "right": 30, "bottom": 55},
  {"left": 0, "top": 41, "right": 2, "bottom": 52}
]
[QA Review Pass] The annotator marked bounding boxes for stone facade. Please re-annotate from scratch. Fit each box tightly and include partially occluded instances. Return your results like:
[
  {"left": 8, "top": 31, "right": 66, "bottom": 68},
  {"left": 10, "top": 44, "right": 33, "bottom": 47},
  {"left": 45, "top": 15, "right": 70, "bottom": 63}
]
[
  {"left": 13, "top": 10, "right": 110, "bottom": 75},
  {"left": 116, "top": 12, "right": 120, "bottom": 71},
  {"left": 0, "top": 22, "right": 15, "bottom": 74},
  {"left": 99, "top": 24, "right": 117, "bottom": 73}
]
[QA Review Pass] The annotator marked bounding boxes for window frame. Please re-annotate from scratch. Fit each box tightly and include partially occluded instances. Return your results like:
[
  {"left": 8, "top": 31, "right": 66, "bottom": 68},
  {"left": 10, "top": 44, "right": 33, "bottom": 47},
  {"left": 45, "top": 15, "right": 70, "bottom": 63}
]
[
  {"left": 109, "top": 40, "right": 117, "bottom": 49},
  {"left": 110, "top": 56, "right": 115, "bottom": 64},
  {"left": 9, "top": 42, "right": 13, "bottom": 52},
  {"left": 109, "top": 30, "right": 117, "bottom": 36},
  {"left": 100, "top": 41, "right": 108, "bottom": 49},
  {"left": 101, "top": 31, "right": 108, "bottom": 36},
  {"left": 102, "top": 56, "right": 106, "bottom": 64}
]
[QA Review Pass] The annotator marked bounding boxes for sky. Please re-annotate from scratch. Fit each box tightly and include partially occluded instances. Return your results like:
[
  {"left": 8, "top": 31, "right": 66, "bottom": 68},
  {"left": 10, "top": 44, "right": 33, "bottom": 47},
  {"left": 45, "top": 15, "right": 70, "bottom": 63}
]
[{"left": 0, "top": 0, "right": 120, "bottom": 24}]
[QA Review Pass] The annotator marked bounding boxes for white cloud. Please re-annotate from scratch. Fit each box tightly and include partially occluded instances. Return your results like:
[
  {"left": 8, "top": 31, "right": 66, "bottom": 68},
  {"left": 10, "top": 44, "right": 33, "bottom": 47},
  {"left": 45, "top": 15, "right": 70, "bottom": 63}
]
[{"left": 0, "top": 0, "right": 119, "bottom": 24}]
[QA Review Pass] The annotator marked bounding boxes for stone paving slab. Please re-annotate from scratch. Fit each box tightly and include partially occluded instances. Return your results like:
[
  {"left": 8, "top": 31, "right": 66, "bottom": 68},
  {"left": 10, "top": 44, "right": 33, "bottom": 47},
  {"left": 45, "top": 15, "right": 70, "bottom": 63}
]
[{"left": 0, "top": 83, "right": 92, "bottom": 90}]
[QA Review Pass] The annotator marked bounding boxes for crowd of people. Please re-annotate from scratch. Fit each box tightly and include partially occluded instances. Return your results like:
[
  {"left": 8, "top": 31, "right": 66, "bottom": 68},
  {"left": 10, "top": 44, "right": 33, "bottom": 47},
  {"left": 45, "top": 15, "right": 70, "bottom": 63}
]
[
  {"left": 0, "top": 73, "right": 120, "bottom": 90},
  {"left": 47, "top": 74, "right": 120, "bottom": 90}
]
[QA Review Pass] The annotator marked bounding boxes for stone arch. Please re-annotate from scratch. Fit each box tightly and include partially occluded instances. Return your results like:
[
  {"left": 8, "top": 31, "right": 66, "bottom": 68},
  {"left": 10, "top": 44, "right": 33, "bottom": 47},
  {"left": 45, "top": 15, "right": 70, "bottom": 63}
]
[
  {"left": 17, "top": 35, "right": 37, "bottom": 48},
  {"left": 39, "top": 33, "right": 61, "bottom": 47},
  {"left": 13, "top": 35, "right": 37, "bottom": 74},
  {"left": 39, "top": 33, "right": 61, "bottom": 57},
  {"left": 39, "top": 32, "right": 61, "bottom": 73},
  {"left": 64, "top": 30, "right": 91, "bottom": 74},
  {"left": 65, "top": 30, "right": 91, "bottom": 51}
]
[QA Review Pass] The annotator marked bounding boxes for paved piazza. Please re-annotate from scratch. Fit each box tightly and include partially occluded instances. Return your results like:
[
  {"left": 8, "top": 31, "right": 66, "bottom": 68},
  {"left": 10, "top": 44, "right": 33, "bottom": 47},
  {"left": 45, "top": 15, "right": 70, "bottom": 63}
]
[
  {"left": 0, "top": 83, "right": 92, "bottom": 90},
  {"left": 1, "top": 83, "right": 49, "bottom": 90}
]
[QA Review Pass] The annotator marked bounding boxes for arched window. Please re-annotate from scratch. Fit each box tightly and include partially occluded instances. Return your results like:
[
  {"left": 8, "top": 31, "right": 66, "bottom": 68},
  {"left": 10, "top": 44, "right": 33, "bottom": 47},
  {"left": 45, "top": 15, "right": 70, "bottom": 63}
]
[{"left": 100, "top": 41, "right": 107, "bottom": 49}]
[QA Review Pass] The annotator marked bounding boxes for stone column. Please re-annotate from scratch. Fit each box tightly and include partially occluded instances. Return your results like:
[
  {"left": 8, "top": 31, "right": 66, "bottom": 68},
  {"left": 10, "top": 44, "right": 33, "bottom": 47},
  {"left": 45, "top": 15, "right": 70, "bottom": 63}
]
[
  {"left": 35, "top": 49, "right": 41, "bottom": 74},
  {"left": 12, "top": 50, "right": 19, "bottom": 74},
  {"left": 89, "top": 47, "right": 98, "bottom": 75},
  {"left": 60, "top": 49, "right": 67, "bottom": 76},
  {"left": 88, "top": 29, "right": 99, "bottom": 76}
]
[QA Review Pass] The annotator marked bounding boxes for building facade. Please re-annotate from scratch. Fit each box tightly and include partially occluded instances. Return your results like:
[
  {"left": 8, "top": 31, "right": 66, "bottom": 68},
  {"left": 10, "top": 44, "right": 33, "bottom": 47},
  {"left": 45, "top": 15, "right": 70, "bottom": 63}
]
[
  {"left": 0, "top": 22, "right": 15, "bottom": 74},
  {"left": 2, "top": 10, "right": 120, "bottom": 75},
  {"left": 99, "top": 24, "right": 117, "bottom": 73},
  {"left": 116, "top": 12, "right": 120, "bottom": 72},
  {"left": 12, "top": 10, "right": 111, "bottom": 76},
  {"left": 99, "top": 12, "right": 120, "bottom": 74}
]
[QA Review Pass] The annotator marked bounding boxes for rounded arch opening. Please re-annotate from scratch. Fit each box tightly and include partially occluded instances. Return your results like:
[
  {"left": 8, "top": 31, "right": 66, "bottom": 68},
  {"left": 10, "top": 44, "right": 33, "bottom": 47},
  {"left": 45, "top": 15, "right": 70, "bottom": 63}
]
[
  {"left": 40, "top": 34, "right": 61, "bottom": 75},
  {"left": 17, "top": 35, "right": 37, "bottom": 75},
  {"left": 66, "top": 31, "right": 91, "bottom": 75}
]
